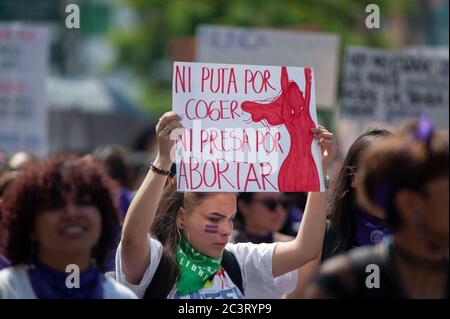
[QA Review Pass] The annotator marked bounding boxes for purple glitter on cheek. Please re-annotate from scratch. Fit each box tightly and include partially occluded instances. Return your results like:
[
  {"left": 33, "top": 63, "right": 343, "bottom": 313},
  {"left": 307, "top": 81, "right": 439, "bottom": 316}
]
[{"left": 204, "top": 224, "right": 219, "bottom": 234}]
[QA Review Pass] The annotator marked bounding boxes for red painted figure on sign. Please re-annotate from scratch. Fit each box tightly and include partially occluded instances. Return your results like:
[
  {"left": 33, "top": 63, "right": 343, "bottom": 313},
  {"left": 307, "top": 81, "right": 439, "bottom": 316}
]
[{"left": 241, "top": 66, "right": 320, "bottom": 192}]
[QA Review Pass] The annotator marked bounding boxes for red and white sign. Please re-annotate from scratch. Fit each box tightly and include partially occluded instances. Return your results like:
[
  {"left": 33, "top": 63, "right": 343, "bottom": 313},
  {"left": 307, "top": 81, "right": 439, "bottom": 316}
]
[{"left": 172, "top": 62, "right": 324, "bottom": 192}]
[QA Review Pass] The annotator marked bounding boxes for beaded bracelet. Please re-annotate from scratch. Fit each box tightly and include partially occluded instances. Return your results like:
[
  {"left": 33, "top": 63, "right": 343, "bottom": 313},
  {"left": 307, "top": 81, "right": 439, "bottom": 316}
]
[
  {"left": 150, "top": 162, "right": 171, "bottom": 176},
  {"left": 150, "top": 162, "right": 175, "bottom": 187}
]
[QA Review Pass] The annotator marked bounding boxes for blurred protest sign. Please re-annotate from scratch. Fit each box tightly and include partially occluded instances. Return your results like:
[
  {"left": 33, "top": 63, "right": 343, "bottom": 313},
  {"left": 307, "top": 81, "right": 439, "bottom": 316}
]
[
  {"left": 0, "top": 23, "right": 49, "bottom": 156},
  {"left": 196, "top": 25, "right": 340, "bottom": 109},
  {"left": 172, "top": 61, "right": 324, "bottom": 192},
  {"left": 339, "top": 46, "right": 449, "bottom": 153},
  {"left": 341, "top": 47, "right": 449, "bottom": 127}
]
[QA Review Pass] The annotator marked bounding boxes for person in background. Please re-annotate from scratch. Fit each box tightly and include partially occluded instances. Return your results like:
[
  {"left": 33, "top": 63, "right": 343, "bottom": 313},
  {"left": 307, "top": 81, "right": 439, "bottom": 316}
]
[
  {"left": 233, "top": 192, "right": 298, "bottom": 298},
  {"left": 280, "top": 193, "right": 308, "bottom": 237},
  {"left": 92, "top": 145, "right": 134, "bottom": 220},
  {"left": 305, "top": 116, "right": 448, "bottom": 298},
  {"left": 0, "top": 156, "right": 136, "bottom": 299},
  {"left": 0, "top": 151, "right": 38, "bottom": 271},
  {"left": 132, "top": 123, "right": 159, "bottom": 190},
  {"left": 286, "top": 128, "right": 392, "bottom": 298},
  {"left": 92, "top": 145, "right": 135, "bottom": 272},
  {"left": 324, "top": 128, "right": 393, "bottom": 258},
  {"left": 233, "top": 192, "right": 293, "bottom": 244}
]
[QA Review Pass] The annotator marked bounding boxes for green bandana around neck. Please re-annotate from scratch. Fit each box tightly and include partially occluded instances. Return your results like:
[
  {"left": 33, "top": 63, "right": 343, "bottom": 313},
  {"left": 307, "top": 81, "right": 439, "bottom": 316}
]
[{"left": 175, "top": 235, "right": 222, "bottom": 296}]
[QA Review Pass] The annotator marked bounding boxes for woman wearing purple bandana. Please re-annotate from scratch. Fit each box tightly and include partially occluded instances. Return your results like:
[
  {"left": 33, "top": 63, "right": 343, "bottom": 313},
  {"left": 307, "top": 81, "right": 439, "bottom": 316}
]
[
  {"left": 0, "top": 156, "right": 136, "bottom": 299},
  {"left": 287, "top": 128, "right": 392, "bottom": 298},
  {"left": 305, "top": 115, "right": 448, "bottom": 298}
]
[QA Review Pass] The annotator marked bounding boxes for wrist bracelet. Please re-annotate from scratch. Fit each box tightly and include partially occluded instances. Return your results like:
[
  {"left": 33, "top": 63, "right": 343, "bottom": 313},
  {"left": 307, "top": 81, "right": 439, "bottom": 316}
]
[
  {"left": 150, "top": 162, "right": 171, "bottom": 176},
  {"left": 150, "top": 162, "right": 175, "bottom": 188}
]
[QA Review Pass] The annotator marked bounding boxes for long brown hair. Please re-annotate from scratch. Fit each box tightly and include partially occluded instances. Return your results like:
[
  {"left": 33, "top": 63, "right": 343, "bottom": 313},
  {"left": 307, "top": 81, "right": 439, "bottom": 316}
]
[
  {"left": 144, "top": 183, "right": 220, "bottom": 298},
  {"left": 328, "top": 128, "right": 392, "bottom": 256}
]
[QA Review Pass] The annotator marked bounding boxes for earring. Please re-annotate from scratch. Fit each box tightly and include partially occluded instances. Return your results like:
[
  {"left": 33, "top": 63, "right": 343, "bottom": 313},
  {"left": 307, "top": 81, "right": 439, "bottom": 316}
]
[
  {"left": 176, "top": 225, "right": 182, "bottom": 240},
  {"left": 186, "top": 230, "right": 191, "bottom": 243}
]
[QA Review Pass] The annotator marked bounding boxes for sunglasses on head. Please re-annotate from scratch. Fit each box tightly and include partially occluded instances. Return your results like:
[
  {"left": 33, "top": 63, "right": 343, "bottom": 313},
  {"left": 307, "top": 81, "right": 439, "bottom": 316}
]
[{"left": 254, "top": 198, "right": 289, "bottom": 211}]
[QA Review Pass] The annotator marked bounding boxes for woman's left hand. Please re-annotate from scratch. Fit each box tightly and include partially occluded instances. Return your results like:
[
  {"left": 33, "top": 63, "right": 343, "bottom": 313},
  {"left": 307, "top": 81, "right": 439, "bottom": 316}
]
[{"left": 311, "top": 126, "right": 336, "bottom": 174}]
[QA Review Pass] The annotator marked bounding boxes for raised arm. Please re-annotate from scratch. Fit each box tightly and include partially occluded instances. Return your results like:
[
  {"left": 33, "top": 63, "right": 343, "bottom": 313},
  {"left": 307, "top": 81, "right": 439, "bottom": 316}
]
[
  {"left": 272, "top": 126, "right": 336, "bottom": 277},
  {"left": 120, "top": 112, "right": 182, "bottom": 284}
]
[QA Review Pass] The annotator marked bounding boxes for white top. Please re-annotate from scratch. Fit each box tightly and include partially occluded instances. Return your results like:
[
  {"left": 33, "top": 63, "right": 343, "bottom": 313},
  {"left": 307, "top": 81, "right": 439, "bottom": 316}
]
[
  {"left": 115, "top": 236, "right": 297, "bottom": 299},
  {"left": 0, "top": 265, "right": 137, "bottom": 299}
]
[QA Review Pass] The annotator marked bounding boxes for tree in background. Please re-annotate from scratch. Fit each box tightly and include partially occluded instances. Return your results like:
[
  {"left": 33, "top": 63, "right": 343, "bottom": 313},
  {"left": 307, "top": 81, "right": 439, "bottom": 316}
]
[{"left": 111, "top": 0, "right": 418, "bottom": 116}]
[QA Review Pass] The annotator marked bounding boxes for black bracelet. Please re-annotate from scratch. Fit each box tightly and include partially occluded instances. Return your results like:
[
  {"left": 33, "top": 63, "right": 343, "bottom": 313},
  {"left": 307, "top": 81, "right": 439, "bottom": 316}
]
[{"left": 150, "top": 162, "right": 172, "bottom": 176}]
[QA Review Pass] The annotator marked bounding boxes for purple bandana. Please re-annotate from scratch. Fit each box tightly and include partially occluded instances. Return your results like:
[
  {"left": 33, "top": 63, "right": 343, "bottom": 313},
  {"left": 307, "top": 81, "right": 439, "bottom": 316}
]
[
  {"left": 28, "top": 260, "right": 104, "bottom": 299},
  {"left": 0, "top": 255, "right": 10, "bottom": 270},
  {"left": 354, "top": 209, "right": 391, "bottom": 247}
]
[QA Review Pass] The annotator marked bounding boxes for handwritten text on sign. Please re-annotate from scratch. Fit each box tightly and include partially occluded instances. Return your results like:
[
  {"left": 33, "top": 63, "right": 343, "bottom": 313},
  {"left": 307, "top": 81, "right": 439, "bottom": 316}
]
[
  {"left": 0, "top": 23, "right": 48, "bottom": 156},
  {"left": 172, "top": 62, "right": 324, "bottom": 192},
  {"left": 341, "top": 47, "right": 449, "bottom": 129}
]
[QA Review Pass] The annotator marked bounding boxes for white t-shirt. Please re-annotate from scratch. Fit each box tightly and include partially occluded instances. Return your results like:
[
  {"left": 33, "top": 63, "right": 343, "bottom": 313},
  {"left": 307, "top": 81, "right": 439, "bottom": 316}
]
[
  {"left": 115, "top": 236, "right": 297, "bottom": 299},
  {"left": 0, "top": 265, "right": 137, "bottom": 299}
]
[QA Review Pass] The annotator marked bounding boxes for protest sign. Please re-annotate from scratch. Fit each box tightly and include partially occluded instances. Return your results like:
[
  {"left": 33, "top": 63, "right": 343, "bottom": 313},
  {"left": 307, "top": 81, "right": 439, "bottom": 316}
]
[
  {"left": 339, "top": 46, "right": 449, "bottom": 154},
  {"left": 341, "top": 46, "right": 449, "bottom": 129},
  {"left": 0, "top": 23, "right": 48, "bottom": 155},
  {"left": 172, "top": 62, "right": 324, "bottom": 192},
  {"left": 196, "top": 25, "right": 340, "bottom": 109}
]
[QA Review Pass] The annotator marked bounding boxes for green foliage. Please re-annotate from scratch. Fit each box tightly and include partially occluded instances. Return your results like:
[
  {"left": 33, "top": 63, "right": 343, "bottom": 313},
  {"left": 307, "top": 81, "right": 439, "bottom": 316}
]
[{"left": 112, "top": 0, "right": 413, "bottom": 116}]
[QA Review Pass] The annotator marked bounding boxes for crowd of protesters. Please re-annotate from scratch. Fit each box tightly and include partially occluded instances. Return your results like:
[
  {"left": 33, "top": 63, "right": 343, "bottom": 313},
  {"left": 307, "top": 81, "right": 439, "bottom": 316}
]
[{"left": 0, "top": 112, "right": 447, "bottom": 299}]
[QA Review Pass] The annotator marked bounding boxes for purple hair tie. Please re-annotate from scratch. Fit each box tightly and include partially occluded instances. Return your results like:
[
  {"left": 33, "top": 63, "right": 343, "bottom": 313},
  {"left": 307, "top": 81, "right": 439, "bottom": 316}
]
[{"left": 414, "top": 113, "right": 433, "bottom": 145}]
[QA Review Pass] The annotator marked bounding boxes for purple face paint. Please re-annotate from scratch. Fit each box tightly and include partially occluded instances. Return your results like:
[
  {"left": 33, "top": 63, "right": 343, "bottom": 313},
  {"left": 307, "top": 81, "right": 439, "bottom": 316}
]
[{"left": 204, "top": 224, "right": 219, "bottom": 234}]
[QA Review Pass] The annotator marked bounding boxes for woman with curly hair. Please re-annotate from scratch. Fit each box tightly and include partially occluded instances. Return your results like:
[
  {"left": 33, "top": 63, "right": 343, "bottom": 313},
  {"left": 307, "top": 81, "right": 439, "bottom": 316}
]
[{"left": 0, "top": 156, "right": 136, "bottom": 299}]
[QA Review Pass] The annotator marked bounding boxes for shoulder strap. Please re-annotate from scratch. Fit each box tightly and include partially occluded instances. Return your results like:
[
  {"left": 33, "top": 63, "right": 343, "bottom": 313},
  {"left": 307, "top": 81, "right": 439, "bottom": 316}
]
[
  {"left": 322, "top": 221, "right": 340, "bottom": 261},
  {"left": 221, "top": 249, "right": 244, "bottom": 295},
  {"left": 143, "top": 252, "right": 177, "bottom": 299}
]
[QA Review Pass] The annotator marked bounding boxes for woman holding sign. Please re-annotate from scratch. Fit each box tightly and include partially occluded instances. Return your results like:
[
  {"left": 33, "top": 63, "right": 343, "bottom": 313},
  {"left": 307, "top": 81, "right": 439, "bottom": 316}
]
[{"left": 116, "top": 111, "right": 336, "bottom": 299}]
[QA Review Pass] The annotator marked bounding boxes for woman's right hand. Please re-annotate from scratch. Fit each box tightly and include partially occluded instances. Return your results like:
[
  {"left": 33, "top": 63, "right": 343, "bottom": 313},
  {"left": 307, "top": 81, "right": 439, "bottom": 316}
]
[
  {"left": 121, "top": 111, "right": 182, "bottom": 285},
  {"left": 155, "top": 111, "right": 182, "bottom": 165}
]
